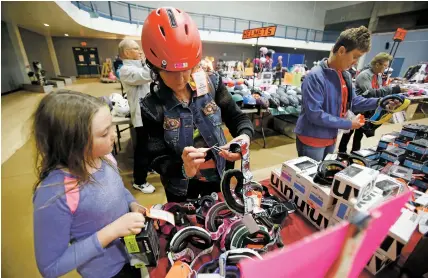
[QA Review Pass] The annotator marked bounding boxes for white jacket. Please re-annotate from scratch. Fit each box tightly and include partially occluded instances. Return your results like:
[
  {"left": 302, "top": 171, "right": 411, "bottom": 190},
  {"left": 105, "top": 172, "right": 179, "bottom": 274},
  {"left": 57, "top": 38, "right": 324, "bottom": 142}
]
[{"left": 119, "top": 59, "right": 151, "bottom": 127}]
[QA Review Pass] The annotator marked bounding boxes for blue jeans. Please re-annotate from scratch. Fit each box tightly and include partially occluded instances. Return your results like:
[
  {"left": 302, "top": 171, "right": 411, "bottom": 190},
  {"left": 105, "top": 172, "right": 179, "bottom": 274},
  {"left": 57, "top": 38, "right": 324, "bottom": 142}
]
[{"left": 296, "top": 136, "right": 336, "bottom": 162}]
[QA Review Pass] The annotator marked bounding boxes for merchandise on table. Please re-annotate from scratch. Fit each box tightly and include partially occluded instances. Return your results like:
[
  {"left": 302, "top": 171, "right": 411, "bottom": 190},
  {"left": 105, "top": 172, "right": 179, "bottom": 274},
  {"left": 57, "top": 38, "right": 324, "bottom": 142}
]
[
  {"left": 331, "top": 164, "right": 379, "bottom": 205},
  {"left": 406, "top": 138, "right": 428, "bottom": 162},
  {"left": 379, "top": 147, "right": 407, "bottom": 165},
  {"left": 377, "top": 132, "right": 400, "bottom": 151}
]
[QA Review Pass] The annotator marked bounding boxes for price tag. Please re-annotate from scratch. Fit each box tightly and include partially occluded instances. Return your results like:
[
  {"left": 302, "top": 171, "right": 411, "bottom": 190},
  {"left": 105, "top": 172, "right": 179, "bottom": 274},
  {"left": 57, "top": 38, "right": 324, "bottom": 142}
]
[
  {"left": 124, "top": 235, "right": 140, "bottom": 253},
  {"left": 147, "top": 208, "right": 175, "bottom": 226},
  {"left": 191, "top": 68, "right": 209, "bottom": 96}
]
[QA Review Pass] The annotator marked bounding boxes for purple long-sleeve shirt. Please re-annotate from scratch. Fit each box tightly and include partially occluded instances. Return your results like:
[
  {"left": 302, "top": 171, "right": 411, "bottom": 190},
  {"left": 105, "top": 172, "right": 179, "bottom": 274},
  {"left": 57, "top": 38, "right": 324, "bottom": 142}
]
[{"left": 33, "top": 157, "right": 135, "bottom": 277}]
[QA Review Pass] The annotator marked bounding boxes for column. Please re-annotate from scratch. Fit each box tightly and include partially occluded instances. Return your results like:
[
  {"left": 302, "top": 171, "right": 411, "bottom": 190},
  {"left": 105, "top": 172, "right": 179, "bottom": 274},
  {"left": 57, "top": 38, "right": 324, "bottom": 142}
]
[
  {"left": 46, "top": 35, "right": 61, "bottom": 76},
  {"left": 6, "top": 22, "right": 30, "bottom": 83},
  {"left": 357, "top": 2, "right": 380, "bottom": 70}
]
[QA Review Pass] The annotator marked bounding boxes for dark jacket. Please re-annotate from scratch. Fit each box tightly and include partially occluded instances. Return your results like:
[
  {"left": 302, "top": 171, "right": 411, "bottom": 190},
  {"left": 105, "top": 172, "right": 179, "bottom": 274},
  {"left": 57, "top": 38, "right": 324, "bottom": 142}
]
[
  {"left": 140, "top": 72, "right": 254, "bottom": 196},
  {"left": 294, "top": 58, "right": 379, "bottom": 140}
]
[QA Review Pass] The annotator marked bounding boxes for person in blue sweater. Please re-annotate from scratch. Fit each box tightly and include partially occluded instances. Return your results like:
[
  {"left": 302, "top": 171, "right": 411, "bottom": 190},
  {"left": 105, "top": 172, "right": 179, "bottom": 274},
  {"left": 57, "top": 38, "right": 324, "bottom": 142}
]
[
  {"left": 294, "top": 26, "right": 400, "bottom": 161},
  {"left": 33, "top": 90, "right": 146, "bottom": 278}
]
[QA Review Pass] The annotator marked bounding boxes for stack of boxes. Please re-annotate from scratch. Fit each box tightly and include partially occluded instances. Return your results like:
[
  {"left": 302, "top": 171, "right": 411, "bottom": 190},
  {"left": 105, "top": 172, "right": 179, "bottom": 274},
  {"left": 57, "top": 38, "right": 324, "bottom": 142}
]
[{"left": 270, "top": 155, "right": 420, "bottom": 275}]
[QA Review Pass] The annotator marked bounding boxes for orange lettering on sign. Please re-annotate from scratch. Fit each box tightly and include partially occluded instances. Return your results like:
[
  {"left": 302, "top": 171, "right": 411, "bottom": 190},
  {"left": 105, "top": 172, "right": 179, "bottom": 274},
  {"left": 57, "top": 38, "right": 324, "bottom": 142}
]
[{"left": 242, "top": 26, "right": 277, "bottom": 39}]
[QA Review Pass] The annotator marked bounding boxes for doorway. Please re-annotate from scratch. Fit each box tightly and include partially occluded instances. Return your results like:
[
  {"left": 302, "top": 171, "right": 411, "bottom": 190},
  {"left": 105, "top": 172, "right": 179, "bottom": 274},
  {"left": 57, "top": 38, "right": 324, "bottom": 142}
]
[{"left": 72, "top": 47, "right": 100, "bottom": 77}]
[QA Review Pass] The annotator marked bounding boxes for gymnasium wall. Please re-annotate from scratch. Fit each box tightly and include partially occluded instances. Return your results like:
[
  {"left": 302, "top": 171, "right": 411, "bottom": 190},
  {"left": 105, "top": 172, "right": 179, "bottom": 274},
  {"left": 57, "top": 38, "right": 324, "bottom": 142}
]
[
  {"left": 1, "top": 21, "right": 25, "bottom": 94},
  {"left": 123, "top": 1, "right": 362, "bottom": 30},
  {"left": 52, "top": 37, "right": 123, "bottom": 77},
  {"left": 364, "top": 29, "right": 428, "bottom": 77},
  {"left": 19, "top": 27, "right": 55, "bottom": 79}
]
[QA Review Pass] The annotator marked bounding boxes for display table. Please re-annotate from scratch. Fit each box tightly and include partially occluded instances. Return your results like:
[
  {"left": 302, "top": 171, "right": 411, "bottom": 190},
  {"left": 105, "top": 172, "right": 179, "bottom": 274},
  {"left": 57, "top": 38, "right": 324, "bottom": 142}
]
[{"left": 146, "top": 178, "right": 422, "bottom": 277}]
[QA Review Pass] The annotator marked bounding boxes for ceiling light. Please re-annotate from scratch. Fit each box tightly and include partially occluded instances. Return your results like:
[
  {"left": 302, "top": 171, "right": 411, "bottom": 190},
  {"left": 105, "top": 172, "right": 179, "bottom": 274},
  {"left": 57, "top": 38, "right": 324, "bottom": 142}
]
[
  {"left": 44, "top": 23, "right": 49, "bottom": 27},
  {"left": 294, "top": 48, "right": 297, "bottom": 50},
  {"left": 252, "top": 44, "right": 255, "bottom": 46},
  {"left": 65, "top": 34, "right": 69, "bottom": 37}
]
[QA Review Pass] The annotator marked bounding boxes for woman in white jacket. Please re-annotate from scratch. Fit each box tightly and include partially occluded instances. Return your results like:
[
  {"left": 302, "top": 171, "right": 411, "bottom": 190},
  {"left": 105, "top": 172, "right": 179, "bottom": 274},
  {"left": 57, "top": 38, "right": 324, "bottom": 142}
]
[{"left": 118, "top": 39, "right": 155, "bottom": 194}]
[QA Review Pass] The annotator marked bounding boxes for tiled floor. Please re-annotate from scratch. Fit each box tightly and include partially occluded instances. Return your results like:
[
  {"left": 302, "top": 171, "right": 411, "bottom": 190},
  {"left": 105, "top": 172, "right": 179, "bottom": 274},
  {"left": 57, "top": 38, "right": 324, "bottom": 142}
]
[{"left": 1, "top": 78, "right": 427, "bottom": 277}]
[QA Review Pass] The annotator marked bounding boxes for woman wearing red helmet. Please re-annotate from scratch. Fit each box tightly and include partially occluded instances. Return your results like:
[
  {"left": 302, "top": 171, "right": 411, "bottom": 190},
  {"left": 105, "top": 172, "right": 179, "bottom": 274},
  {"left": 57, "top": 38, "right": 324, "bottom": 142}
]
[{"left": 139, "top": 7, "right": 254, "bottom": 202}]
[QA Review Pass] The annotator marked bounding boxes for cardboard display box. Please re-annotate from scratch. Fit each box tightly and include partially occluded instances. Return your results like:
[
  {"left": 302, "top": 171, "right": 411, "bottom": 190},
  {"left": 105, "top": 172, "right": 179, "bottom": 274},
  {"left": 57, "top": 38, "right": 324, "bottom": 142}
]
[
  {"left": 271, "top": 169, "right": 332, "bottom": 230},
  {"left": 332, "top": 200, "right": 354, "bottom": 221},
  {"left": 302, "top": 204, "right": 332, "bottom": 230},
  {"left": 328, "top": 217, "right": 341, "bottom": 227},
  {"left": 331, "top": 164, "right": 379, "bottom": 205},
  {"left": 379, "top": 147, "right": 407, "bottom": 166},
  {"left": 332, "top": 187, "right": 383, "bottom": 222},
  {"left": 293, "top": 167, "right": 317, "bottom": 200},
  {"left": 365, "top": 251, "right": 393, "bottom": 275},
  {"left": 377, "top": 209, "right": 420, "bottom": 261},
  {"left": 374, "top": 174, "right": 405, "bottom": 198},
  {"left": 403, "top": 158, "right": 424, "bottom": 174},
  {"left": 281, "top": 156, "right": 318, "bottom": 188},
  {"left": 270, "top": 169, "right": 294, "bottom": 200},
  {"left": 304, "top": 168, "right": 337, "bottom": 212},
  {"left": 406, "top": 138, "right": 428, "bottom": 162},
  {"left": 351, "top": 148, "right": 380, "bottom": 161},
  {"left": 401, "top": 123, "right": 426, "bottom": 140},
  {"left": 388, "top": 165, "right": 414, "bottom": 182},
  {"left": 377, "top": 133, "right": 399, "bottom": 152}
]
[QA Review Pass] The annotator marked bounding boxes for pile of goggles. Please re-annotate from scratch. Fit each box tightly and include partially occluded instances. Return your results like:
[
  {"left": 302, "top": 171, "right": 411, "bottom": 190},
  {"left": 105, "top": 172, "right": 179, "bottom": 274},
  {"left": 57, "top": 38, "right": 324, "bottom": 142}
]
[{"left": 156, "top": 139, "right": 296, "bottom": 277}]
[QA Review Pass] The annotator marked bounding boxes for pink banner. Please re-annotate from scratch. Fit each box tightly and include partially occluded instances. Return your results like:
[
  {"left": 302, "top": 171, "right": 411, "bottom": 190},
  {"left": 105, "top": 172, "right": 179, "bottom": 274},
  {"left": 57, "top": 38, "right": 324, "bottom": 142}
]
[{"left": 240, "top": 191, "right": 411, "bottom": 278}]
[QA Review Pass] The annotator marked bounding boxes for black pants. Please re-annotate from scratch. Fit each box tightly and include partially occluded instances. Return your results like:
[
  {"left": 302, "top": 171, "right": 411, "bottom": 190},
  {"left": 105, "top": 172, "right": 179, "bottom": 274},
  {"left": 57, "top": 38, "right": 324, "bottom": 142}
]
[
  {"left": 112, "top": 263, "right": 140, "bottom": 278},
  {"left": 338, "top": 129, "right": 364, "bottom": 153},
  {"left": 134, "top": 126, "right": 150, "bottom": 185},
  {"left": 272, "top": 72, "right": 282, "bottom": 85},
  {"left": 165, "top": 179, "right": 221, "bottom": 202}
]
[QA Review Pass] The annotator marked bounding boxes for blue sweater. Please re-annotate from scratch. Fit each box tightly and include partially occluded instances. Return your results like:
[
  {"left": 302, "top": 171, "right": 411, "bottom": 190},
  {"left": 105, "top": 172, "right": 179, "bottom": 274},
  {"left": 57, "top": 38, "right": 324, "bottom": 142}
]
[
  {"left": 33, "top": 157, "right": 135, "bottom": 278},
  {"left": 295, "top": 59, "right": 379, "bottom": 139}
]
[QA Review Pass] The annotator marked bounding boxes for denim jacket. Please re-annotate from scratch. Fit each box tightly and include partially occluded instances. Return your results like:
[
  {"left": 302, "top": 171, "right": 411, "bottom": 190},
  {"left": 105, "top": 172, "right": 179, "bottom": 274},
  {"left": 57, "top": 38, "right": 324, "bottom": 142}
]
[{"left": 140, "top": 72, "right": 254, "bottom": 196}]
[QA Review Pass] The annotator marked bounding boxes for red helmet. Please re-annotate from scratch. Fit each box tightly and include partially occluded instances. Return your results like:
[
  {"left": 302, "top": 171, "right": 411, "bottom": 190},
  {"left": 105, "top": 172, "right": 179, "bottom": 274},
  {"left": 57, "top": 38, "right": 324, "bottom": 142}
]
[{"left": 141, "top": 7, "right": 202, "bottom": 72}]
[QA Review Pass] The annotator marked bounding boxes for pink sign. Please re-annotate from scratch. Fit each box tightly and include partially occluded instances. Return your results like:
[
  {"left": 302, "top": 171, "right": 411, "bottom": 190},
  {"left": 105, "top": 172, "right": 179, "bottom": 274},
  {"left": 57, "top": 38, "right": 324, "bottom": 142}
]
[{"left": 240, "top": 191, "right": 411, "bottom": 278}]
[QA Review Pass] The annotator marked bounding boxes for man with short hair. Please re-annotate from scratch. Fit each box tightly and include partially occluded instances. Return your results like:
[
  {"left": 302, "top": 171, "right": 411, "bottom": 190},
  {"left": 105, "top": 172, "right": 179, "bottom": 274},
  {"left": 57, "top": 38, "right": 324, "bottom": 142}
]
[
  {"left": 118, "top": 39, "right": 155, "bottom": 194},
  {"left": 294, "top": 26, "right": 400, "bottom": 161}
]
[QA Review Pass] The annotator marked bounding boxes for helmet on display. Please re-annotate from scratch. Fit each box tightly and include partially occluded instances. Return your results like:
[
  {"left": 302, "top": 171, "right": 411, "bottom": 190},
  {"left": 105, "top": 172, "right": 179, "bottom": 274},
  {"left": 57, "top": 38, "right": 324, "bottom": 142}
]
[
  {"left": 296, "top": 105, "right": 302, "bottom": 114},
  {"left": 112, "top": 98, "right": 130, "bottom": 117},
  {"left": 241, "top": 88, "right": 251, "bottom": 96},
  {"left": 296, "top": 95, "right": 302, "bottom": 104},
  {"left": 286, "top": 90, "right": 297, "bottom": 96},
  {"left": 234, "top": 84, "right": 244, "bottom": 91},
  {"left": 288, "top": 95, "right": 299, "bottom": 107},
  {"left": 256, "top": 97, "right": 269, "bottom": 109},
  {"left": 296, "top": 87, "right": 302, "bottom": 94},
  {"left": 243, "top": 95, "right": 257, "bottom": 107},
  {"left": 270, "top": 92, "right": 280, "bottom": 99},
  {"left": 269, "top": 97, "right": 281, "bottom": 108},
  {"left": 251, "top": 87, "right": 262, "bottom": 95},
  {"left": 141, "top": 7, "right": 202, "bottom": 71},
  {"left": 227, "top": 81, "right": 236, "bottom": 88},
  {"left": 260, "top": 57, "right": 267, "bottom": 64},
  {"left": 109, "top": 92, "right": 124, "bottom": 104},
  {"left": 236, "top": 78, "right": 244, "bottom": 85},
  {"left": 232, "top": 94, "right": 244, "bottom": 107},
  {"left": 279, "top": 95, "right": 290, "bottom": 107},
  {"left": 277, "top": 86, "right": 286, "bottom": 95}
]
